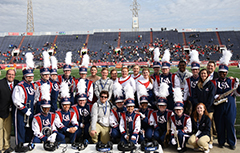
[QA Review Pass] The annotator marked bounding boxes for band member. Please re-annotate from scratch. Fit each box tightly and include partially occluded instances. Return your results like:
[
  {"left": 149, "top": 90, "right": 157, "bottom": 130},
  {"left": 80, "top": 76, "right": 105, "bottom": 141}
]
[
  {"left": 119, "top": 84, "right": 140, "bottom": 144},
  {"left": 54, "top": 82, "right": 79, "bottom": 143},
  {"left": 137, "top": 93, "right": 154, "bottom": 143},
  {"left": 12, "top": 52, "right": 35, "bottom": 152},
  {"left": 49, "top": 56, "right": 59, "bottom": 112},
  {"left": 110, "top": 69, "right": 118, "bottom": 104},
  {"left": 154, "top": 49, "right": 180, "bottom": 110},
  {"left": 151, "top": 47, "right": 161, "bottom": 82},
  {"left": 130, "top": 65, "right": 144, "bottom": 82},
  {"left": 32, "top": 83, "right": 65, "bottom": 143},
  {"left": 57, "top": 52, "right": 75, "bottom": 105},
  {"left": 137, "top": 68, "right": 154, "bottom": 108},
  {"left": 118, "top": 67, "right": 136, "bottom": 93},
  {"left": 212, "top": 50, "right": 239, "bottom": 150},
  {"left": 75, "top": 54, "right": 94, "bottom": 104},
  {"left": 94, "top": 68, "right": 113, "bottom": 102},
  {"left": 110, "top": 82, "right": 126, "bottom": 143},
  {"left": 183, "top": 50, "right": 200, "bottom": 115},
  {"left": 175, "top": 60, "right": 192, "bottom": 91},
  {"left": 110, "top": 69, "right": 118, "bottom": 85},
  {"left": 150, "top": 82, "right": 173, "bottom": 146},
  {"left": 72, "top": 79, "right": 92, "bottom": 142},
  {"left": 87, "top": 65, "right": 101, "bottom": 83},
  {"left": 35, "top": 51, "right": 53, "bottom": 113},
  {"left": 170, "top": 88, "right": 192, "bottom": 152}
]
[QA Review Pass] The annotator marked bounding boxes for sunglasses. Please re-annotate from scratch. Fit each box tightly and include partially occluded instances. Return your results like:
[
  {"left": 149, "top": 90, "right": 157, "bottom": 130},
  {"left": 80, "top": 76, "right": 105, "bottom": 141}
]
[{"left": 100, "top": 96, "right": 108, "bottom": 99}]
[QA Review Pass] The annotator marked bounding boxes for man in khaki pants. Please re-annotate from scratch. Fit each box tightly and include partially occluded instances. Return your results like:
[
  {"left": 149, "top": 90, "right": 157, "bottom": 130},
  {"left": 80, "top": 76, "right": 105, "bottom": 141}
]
[
  {"left": 90, "top": 91, "right": 111, "bottom": 144},
  {"left": 0, "top": 69, "right": 19, "bottom": 153}
]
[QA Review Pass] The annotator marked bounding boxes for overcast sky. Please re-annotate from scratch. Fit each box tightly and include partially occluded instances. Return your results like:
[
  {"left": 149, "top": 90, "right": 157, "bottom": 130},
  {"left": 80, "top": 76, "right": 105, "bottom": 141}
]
[{"left": 0, "top": 0, "right": 239, "bottom": 33}]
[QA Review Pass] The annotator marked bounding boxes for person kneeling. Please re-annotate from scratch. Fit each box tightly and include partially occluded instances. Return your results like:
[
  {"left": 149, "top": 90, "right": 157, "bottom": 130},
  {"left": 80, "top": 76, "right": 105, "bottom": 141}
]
[
  {"left": 188, "top": 103, "right": 211, "bottom": 153},
  {"left": 119, "top": 98, "right": 141, "bottom": 144},
  {"left": 32, "top": 99, "right": 65, "bottom": 144},
  {"left": 55, "top": 98, "right": 79, "bottom": 143},
  {"left": 170, "top": 102, "right": 192, "bottom": 152}
]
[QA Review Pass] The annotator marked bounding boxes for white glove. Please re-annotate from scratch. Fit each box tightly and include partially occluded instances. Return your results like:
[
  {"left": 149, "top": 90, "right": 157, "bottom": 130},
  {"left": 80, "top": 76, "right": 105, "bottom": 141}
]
[
  {"left": 25, "top": 108, "right": 32, "bottom": 116},
  {"left": 214, "top": 94, "right": 220, "bottom": 99},
  {"left": 47, "top": 133, "right": 57, "bottom": 143},
  {"left": 171, "top": 138, "right": 176, "bottom": 145},
  {"left": 234, "top": 78, "right": 239, "bottom": 88},
  {"left": 140, "top": 113, "right": 146, "bottom": 119},
  {"left": 131, "top": 135, "right": 136, "bottom": 140}
]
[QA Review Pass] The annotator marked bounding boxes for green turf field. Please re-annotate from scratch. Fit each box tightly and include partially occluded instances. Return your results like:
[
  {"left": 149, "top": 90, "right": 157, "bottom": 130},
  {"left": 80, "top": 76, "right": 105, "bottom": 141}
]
[{"left": 1, "top": 66, "right": 240, "bottom": 138}]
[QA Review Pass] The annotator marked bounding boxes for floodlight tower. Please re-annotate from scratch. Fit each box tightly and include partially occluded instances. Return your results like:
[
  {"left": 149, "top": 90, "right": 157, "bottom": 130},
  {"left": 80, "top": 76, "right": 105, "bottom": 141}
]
[
  {"left": 130, "top": 0, "right": 140, "bottom": 31},
  {"left": 26, "top": 0, "right": 35, "bottom": 33}
]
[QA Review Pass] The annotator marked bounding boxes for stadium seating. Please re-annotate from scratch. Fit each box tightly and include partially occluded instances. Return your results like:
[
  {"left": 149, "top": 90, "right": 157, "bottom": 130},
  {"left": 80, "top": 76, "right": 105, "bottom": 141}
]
[{"left": 0, "top": 30, "right": 240, "bottom": 64}]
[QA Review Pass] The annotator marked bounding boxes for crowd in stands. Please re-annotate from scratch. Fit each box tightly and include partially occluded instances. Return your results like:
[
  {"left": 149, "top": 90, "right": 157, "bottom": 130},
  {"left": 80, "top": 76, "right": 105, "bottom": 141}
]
[{"left": 0, "top": 31, "right": 239, "bottom": 66}]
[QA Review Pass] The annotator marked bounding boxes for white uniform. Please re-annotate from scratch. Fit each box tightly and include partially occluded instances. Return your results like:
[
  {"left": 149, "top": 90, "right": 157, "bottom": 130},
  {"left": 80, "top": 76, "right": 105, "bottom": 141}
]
[
  {"left": 136, "top": 78, "right": 153, "bottom": 104},
  {"left": 118, "top": 75, "right": 136, "bottom": 92}
]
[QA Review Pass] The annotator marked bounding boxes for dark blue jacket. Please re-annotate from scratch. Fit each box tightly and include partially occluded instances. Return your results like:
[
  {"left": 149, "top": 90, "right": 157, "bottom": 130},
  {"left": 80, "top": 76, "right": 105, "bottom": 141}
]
[
  {"left": 191, "top": 114, "right": 211, "bottom": 138},
  {"left": 192, "top": 80, "right": 215, "bottom": 112}
]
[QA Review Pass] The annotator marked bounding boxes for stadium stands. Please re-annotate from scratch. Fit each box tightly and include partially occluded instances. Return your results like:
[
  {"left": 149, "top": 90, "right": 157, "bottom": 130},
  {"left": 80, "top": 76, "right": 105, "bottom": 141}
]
[{"left": 0, "top": 30, "right": 240, "bottom": 64}]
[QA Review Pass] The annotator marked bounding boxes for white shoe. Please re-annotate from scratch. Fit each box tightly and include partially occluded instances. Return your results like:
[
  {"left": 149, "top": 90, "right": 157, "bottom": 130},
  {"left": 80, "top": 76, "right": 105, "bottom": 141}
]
[
  {"left": 204, "top": 149, "right": 210, "bottom": 153},
  {"left": 177, "top": 147, "right": 182, "bottom": 151},
  {"left": 209, "top": 144, "right": 213, "bottom": 149}
]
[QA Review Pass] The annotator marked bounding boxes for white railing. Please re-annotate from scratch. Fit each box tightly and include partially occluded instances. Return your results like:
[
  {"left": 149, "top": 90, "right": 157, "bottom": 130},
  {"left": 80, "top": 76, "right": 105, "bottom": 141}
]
[{"left": 1, "top": 27, "right": 240, "bottom": 37}]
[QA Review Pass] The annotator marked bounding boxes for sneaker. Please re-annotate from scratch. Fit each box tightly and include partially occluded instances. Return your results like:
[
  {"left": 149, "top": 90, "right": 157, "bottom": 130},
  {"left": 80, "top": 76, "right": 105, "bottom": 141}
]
[
  {"left": 229, "top": 145, "right": 236, "bottom": 150},
  {"left": 204, "top": 149, "right": 210, "bottom": 153},
  {"left": 209, "top": 143, "right": 213, "bottom": 149}
]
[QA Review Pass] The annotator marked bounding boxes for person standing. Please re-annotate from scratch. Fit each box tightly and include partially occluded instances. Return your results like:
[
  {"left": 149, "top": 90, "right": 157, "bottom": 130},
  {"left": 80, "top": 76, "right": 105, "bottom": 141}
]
[
  {"left": 207, "top": 61, "right": 219, "bottom": 80},
  {"left": 154, "top": 49, "right": 180, "bottom": 110},
  {"left": 175, "top": 60, "right": 192, "bottom": 91},
  {"left": 49, "top": 56, "right": 59, "bottom": 112},
  {"left": 192, "top": 69, "right": 215, "bottom": 114},
  {"left": 118, "top": 67, "right": 136, "bottom": 93},
  {"left": 87, "top": 66, "right": 101, "bottom": 83},
  {"left": 137, "top": 68, "right": 154, "bottom": 108},
  {"left": 94, "top": 68, "right": 113, "bottom": 103},
  {"left": 75, "top": 55, "right": 94, "bottom": 104},
  {"left": 57, "top": 52, "right": 76, "bottom": 105},
  {"left": 12, "top": 52, "right": 35, "bottom": 152},
  {"left": 130, "top": 65, "right": 143, "bottom": 82},
  {"left": 35, "top": 51, "right": 52, "bottom": 114},
  {"left": 151, "top": 47, "right": 161, "bottom": 82},
  {"left": 183, "top": 50, "right": 200, "bottom": 115},
  {"left": 0, "top": 69, "right": 19, "bottom": 153},
  {"left": 212, "top": 50, "right": 239, "bottom": 150}
]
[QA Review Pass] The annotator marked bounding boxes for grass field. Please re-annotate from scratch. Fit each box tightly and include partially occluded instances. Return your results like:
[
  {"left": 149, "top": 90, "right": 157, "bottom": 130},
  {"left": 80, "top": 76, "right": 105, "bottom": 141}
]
[{"left": 1, "top": 66, "right": 240, "bottom": 138}]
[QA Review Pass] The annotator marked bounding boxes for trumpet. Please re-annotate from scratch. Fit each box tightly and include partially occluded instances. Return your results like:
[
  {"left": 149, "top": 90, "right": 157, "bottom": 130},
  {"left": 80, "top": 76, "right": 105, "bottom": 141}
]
[{"left": 24, "top": 100, "right": 31, "bottom": 127}]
